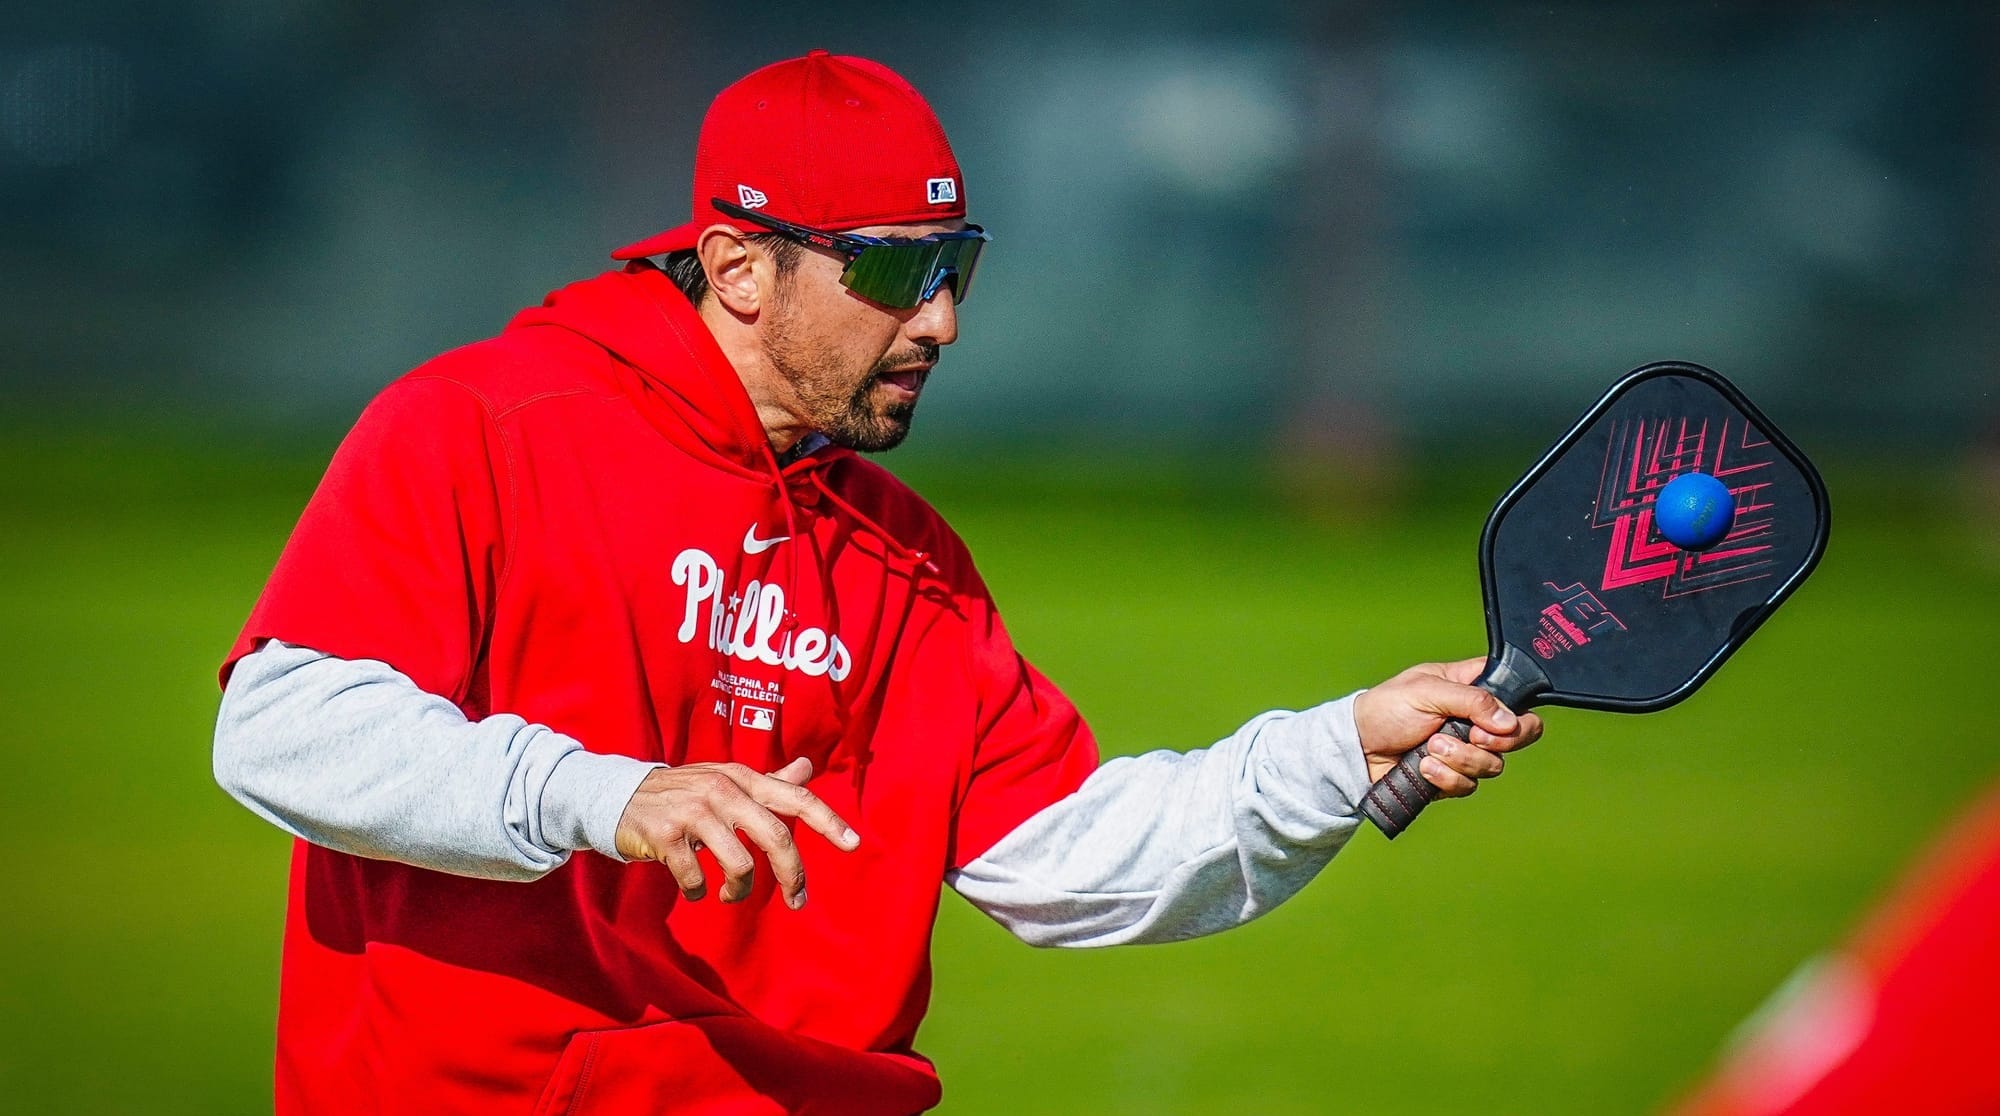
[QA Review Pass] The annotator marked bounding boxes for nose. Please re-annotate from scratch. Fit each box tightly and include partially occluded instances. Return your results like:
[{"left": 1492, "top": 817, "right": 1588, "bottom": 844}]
[{"left": 905, "top": 285, "right": 958, "bottom": 348}]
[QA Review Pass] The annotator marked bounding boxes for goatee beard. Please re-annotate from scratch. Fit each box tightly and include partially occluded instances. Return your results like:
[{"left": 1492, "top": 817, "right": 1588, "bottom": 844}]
[
  {"left": 763, "top": 296, "right": 937, "bottom": 453},
  {"left": 788, "top": 342, "right": 938, "bottom": 454},
  {"left": 825, "top": 365, "right": 921, "bottom": 453}
]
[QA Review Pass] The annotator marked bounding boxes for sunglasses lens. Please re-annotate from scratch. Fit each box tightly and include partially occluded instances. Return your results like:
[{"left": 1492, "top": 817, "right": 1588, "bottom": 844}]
[
  {"left": 936, "top": 237, "right": 982, "bottom": 303},
  {"left": 840, "top": 234, "right": 987, "bottom": 308},
  {"left": 841, "top": 243, "right": 935, "bottom": 308}
]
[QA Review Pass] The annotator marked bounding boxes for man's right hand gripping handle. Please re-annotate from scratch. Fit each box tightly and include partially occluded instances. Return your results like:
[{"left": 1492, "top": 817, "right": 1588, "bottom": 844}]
[{"left": 1351, "top": 659, "right": 1543, "bottom": 840}]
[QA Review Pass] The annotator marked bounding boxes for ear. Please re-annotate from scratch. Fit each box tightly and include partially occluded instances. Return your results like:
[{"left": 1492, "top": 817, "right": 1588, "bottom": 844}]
[{"left": 697, "top": 225, "right": 767, "bottom": 316}]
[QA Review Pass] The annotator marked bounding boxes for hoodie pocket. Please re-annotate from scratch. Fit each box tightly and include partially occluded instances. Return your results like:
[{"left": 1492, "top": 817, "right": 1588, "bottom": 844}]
[{"left": 533, "top": 1015, "right": 941, "bottom": 1116}]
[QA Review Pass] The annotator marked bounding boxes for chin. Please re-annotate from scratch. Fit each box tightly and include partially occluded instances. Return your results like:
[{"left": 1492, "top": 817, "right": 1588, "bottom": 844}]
[{"left": 832, "top": 416, "right": 914, "bottom": 453}]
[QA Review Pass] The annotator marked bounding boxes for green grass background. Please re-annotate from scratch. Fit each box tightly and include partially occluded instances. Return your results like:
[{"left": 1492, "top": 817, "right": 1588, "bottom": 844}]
[{"left": 3, "top": 428, "right": 1995, "bottom": 1113}]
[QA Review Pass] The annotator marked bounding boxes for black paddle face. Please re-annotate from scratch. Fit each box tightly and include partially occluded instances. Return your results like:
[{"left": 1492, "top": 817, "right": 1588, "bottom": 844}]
[{"left": 1479, "top": 362, "right": 1829, "bottom": 712}]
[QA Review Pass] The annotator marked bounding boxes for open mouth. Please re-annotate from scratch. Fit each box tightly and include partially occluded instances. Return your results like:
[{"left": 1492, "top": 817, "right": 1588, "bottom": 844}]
[{"left": 876, "top": 365, "right": 931, "bottom": 398}]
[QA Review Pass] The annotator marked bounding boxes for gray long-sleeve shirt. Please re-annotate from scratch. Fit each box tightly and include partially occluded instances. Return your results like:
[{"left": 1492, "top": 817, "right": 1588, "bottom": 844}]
[{"left": 215, "top": 640, "right": 1373, "bottom": 945}]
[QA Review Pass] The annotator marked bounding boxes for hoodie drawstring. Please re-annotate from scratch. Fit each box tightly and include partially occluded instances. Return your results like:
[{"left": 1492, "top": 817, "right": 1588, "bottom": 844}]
[
  {"left": 804, "top": 470, "right": 941, "bottom": 575},
  {"left": 781, "top": 463, "right": 937, "bottom": 803}
]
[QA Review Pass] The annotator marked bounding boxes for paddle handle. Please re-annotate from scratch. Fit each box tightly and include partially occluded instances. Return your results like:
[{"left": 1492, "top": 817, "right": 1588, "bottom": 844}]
[
  {"left": 1358, "top": 644, "right": 1548, "bottom": 840},
  {"left": 1358, "top": 717, "right": 1473, "bottom": 839}
]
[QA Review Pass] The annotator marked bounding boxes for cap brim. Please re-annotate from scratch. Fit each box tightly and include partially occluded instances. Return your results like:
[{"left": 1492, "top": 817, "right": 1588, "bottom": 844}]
[{"left": 610, "top": 220, "right": 704, "bottom": 260}]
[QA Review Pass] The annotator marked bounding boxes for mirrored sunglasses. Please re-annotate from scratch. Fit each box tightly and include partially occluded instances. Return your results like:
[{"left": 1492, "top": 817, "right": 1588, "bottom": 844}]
[{"left": 711, "top": 197, "right": 989, "bottom": 309}]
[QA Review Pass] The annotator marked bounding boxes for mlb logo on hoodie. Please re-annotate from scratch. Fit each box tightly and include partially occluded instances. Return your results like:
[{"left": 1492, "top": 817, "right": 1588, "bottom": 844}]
[{"left": 738, "top": 704, "right": 776, "bottom": 731}]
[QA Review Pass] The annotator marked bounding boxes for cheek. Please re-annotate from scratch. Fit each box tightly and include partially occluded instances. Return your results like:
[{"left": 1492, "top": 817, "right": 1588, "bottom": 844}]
[
  {"left": 823, "top": 298, "right": 904, "bottom": 364},
  {"left": 781, "top": 268, "right": 906, "bottom": 365}
]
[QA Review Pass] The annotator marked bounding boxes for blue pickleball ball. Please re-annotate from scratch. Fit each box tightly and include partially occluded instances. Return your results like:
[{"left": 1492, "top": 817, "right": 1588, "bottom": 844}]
[{"left": 1655, "top": 472, "right": 1735, "bottom": 550}]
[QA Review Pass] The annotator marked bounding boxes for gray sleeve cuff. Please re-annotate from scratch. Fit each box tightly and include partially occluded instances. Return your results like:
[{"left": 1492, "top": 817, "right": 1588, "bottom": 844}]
[
  {"left": 217, "top": 639, "right": 665, "bottom": 881},
  {"left": 1305, "top": 691, "right": 1371, "bottom": 817},
  {"left": 539, "top": 750, "right": 662, "bottom": 861}
]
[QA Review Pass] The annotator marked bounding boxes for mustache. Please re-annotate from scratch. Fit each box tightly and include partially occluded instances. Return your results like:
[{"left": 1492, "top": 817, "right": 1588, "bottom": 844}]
[{"left": 873, "top": 342, "right": 940, "bottom": 376}]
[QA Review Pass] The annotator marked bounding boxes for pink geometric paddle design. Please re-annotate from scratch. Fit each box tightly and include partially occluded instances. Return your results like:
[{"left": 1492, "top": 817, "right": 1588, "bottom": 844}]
[{"left": 1593, "top": 415, "right": 1783, "bottom": 597}]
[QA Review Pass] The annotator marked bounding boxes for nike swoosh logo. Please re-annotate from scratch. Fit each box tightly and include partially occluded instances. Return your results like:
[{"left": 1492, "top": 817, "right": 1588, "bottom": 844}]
[{"left": 743, "top": 524, "right": 791, "bottom": 555}]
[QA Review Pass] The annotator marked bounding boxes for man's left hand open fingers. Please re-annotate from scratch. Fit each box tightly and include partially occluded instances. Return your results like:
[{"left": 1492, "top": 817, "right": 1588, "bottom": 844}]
[{"left": 741, "top": 765, "right": 860, "bottom": 852}]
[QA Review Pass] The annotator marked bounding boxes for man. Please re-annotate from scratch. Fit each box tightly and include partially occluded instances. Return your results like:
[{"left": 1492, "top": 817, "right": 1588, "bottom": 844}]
[{"left": 215, "top": 51, "right": 1540, "bottom": 1114}]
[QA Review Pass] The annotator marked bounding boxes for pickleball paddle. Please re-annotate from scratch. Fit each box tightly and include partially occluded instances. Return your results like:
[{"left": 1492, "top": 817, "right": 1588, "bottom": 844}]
[{"left": 1359, "top": 361, "right": 1830, "bottom": 839}]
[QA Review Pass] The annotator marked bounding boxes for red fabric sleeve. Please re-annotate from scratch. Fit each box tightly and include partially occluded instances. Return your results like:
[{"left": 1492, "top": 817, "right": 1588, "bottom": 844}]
[
  {"left": 947, "top": 590, "right": 1100, "bottom": 870},
  {"left": 221, "top": 375, "right": 509, "bottom": 705}
]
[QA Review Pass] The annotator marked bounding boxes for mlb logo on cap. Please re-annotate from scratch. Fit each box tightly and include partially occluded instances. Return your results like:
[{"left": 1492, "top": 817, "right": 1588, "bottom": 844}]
[{"left": 927, "top": 177, "right": 958, "bottom": 205}]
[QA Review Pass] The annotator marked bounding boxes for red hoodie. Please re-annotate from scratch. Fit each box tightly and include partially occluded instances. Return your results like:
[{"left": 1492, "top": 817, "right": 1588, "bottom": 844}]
[{"left": 223, "top": 264, "right": 1099, "bottom": 1115}]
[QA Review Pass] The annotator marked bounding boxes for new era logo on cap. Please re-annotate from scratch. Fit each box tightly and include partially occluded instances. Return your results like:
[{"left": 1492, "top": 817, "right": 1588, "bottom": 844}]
[
  {"left": 737, "top": 184, "right": 769, "bottom": 209},
  {"left": 926, "top": 177, "right": 957, "bottom": 205}
]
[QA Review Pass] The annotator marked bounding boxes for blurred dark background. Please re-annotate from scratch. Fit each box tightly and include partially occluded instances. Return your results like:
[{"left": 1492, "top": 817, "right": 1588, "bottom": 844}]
[
  {"left": 5, "top": 4, "right": 1999, "bottom": 1114},
  {"left": 6, "top": 2, "right": 1995, "bottom": 449}
]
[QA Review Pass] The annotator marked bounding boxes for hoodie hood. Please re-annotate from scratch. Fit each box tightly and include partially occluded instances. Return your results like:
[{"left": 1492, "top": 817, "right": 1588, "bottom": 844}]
[{"left": 507, "top": 263, "right": 801, "bottom": 483}]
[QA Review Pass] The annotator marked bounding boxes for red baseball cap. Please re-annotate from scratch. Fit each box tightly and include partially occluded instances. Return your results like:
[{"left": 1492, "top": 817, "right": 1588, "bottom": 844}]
[{"left": 611, "top": 50, "right": 968, "bottom": 259}]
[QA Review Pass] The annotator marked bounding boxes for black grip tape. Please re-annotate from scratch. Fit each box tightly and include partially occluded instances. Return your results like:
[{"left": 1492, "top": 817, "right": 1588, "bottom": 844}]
[{"left": 1359, "top": 717, "right": 1474, "bottom": 839}]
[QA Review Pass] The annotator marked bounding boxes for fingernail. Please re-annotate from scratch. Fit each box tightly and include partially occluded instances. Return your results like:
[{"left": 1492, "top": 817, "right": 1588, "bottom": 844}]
[
  {"left": 1494, "top": 709, "right": 1518, "bottom": 731},
  {"left": 790, "top": 889, "right": 807, "bottom": 910},
  {"left": 841, "top": 827, "right": 859, "bottom": 848}
]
